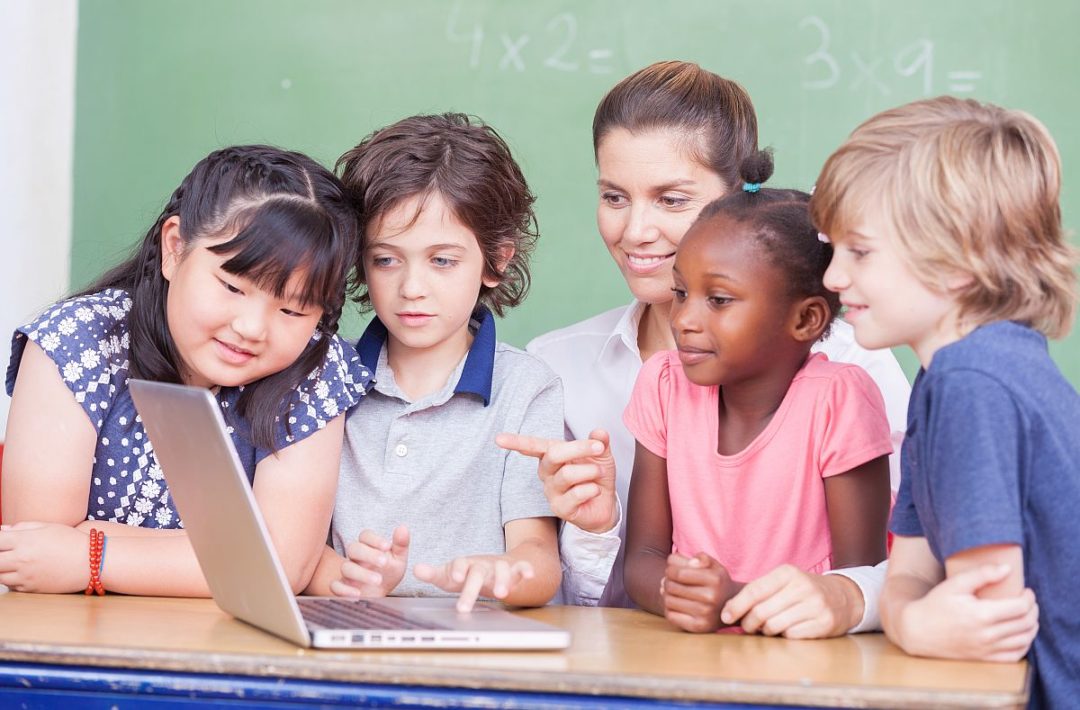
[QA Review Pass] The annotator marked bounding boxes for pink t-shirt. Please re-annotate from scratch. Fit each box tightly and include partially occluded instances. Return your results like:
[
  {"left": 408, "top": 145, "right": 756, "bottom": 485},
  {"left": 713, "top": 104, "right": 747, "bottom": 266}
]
[{"left": 623, "top": 352, "right": 893, "bottom": 582}]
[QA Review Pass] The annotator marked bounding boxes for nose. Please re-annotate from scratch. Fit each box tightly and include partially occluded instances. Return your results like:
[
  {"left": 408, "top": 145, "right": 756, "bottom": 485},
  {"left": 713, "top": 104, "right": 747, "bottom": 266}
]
[
  {"left": 231, "top": 303, "right": 268, "bottom": 342},
  {"left": 623, "top": 202, "right": 659, "bottom": 245},
  {"left": 823, "top": 252, "right": 849, "bottom": 293},
  {"left": 670, "top": 296, "right": 702, "bottom": 336},
  {"left": 399, "top": 262, "right": 427, "bottom": 300}
]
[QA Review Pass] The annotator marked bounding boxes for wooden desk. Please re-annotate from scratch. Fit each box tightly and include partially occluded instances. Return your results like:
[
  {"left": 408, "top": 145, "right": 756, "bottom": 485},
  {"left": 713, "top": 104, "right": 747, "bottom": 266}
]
[{"left": 0, "top": 592, "right": 1027, "bottom": 708}]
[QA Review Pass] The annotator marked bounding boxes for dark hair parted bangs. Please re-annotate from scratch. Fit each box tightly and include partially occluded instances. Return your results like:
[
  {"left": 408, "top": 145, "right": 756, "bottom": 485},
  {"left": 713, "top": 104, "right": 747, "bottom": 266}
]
[
  {"left": 337, "top": 113, "right": 538, "bottom": 317},
  {"left": 210, "top": 197, "right": 348, "bottom": 316},
  {"left": 696, "top": 150, "right": 841, "bottom": 338},
  {"left": 78, "top": 145, "right": 357, "bottom": 451}
]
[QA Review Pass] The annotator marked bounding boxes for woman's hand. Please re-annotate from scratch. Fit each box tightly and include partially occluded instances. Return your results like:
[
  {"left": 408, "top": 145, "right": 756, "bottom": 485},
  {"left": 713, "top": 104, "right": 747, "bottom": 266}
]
[
  {"left": 0, "top": 522, "right": 90, "bottom": 593},
  {"left": 332, "top": 526, "right": 410, "bottom": 599},
  {"left": 662, "top": 552, "right": 741, "bottom": 633},
  {"left": 414, "top": 555, "right": 535, "bottom": 612},
  {"left": 496, "top": 429, "right": 618, "bottom": 534}
]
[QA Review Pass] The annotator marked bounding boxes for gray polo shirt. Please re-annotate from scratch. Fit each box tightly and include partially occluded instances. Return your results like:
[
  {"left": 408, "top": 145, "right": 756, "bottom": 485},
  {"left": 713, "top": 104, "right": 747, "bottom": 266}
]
[{"left": 333, "top": 308, "right": 562, "bottom": 597}]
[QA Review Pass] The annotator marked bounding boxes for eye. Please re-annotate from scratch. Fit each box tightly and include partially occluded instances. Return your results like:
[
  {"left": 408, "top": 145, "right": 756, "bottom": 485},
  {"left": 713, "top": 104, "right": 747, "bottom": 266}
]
[
  {"left": 659, "top": 194, "right": 690, "bottom": 209},
  {"left": 279, "top": 307, "right": 310, "bottom": 318},
  {"left": 670, "top": 287, "right": 687, "bottom": 302},
  {"left": 848, "top": 246, "right": 870, "bottom": 260},
  {"left": 431, "top": 256, "right": 459, "bottom": 268},
  {"left": 707, "top": 295, "right": 734, "bottom": 307},
  {"left": 370, "top": 255, "right": 396, "bottom": 268},
  {"left": 218, "top": 277, "right": 243, "bottom": 294},
  {"left": 600, "top": 191, "right": 628, "bottom": 207}
]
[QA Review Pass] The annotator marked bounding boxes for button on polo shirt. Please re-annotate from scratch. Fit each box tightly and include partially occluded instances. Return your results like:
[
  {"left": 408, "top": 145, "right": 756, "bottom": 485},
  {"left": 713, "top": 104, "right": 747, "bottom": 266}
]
[{"left": 332, "top": 306, "right": 563, "bottom": 598}]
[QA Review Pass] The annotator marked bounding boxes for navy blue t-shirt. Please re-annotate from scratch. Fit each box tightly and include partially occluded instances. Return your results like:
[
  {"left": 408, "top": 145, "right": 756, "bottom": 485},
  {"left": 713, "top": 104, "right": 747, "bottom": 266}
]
[{"left": 891, "top": 321, "right": 1080, "bottom": 709}]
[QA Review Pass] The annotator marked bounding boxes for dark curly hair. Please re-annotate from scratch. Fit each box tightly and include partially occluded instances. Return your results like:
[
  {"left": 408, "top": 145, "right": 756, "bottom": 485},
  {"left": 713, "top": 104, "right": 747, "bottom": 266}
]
[
  {"left": 336, "top": 113, "right": 538, "bottom": 317},
  {"left": 697, "top": 150, "right": 841, "bottom": 337}
]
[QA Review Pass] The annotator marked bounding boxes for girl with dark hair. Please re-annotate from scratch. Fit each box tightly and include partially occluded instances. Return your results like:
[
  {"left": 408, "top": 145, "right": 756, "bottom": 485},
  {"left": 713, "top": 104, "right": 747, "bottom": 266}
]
[
  {"left": 0, "top": 145, "right": 372, "bottom": 597},
  {"left": 621, "top": 153, "right": 892, "bottom": 632}
]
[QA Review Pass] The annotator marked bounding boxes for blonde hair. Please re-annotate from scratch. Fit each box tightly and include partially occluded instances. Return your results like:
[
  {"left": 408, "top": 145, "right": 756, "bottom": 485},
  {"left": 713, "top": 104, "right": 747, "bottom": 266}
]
[{"left": 810, "top": 96, "right": 1077, "bottom": 339}]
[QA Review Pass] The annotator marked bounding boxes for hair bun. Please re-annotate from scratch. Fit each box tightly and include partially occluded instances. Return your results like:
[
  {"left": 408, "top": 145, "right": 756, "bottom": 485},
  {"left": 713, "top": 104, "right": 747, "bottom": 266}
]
[{"left": 739, "top": 149, "right": 774, "bottom": 187}]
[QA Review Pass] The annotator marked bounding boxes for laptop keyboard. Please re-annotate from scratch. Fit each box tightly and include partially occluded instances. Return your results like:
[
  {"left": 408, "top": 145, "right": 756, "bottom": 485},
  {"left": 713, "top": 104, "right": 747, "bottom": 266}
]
[{"left": 298, "top": 597, "right": 450, "bottom": 631}]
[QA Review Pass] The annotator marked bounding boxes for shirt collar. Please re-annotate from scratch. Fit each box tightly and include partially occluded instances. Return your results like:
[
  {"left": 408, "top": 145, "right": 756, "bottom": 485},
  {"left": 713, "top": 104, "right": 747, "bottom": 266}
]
[
  {"left": 597, "top": 299, "right": 646, "bottom": 365},
  {"left": 355, "top": 305, "right": 496, "bottom": 406}
]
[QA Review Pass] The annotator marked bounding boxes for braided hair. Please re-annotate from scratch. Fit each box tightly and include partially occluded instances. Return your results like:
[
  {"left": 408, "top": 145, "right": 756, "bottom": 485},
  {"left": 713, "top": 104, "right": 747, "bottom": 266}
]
[{"left": 78, "top": 145, "right": 358, "bottom": 450}]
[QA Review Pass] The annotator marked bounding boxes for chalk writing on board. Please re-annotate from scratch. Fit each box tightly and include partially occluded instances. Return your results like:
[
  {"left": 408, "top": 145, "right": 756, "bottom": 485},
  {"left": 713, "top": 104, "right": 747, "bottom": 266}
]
[
  {"left": 446, "top": 4, "right": 613, "bottom": 74},
  {"left": 799, "top": 16, "right": 982, "bottom": 95}
]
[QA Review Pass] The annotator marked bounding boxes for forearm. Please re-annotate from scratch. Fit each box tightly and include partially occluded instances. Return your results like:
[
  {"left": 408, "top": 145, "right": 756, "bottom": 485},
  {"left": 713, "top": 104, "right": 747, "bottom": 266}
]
[
  {"left": 304, "top": 545, "right": 345, "bottom": 596},
  {"left": 503, "top": 539, "right": 562, "bottom": 607},
  {"left": 97, "top": 533, "right": 210, "bottom": 597},
  {"left": 880, "top": 572, "right": 934, "bottom": 651},
  {"left": 624, "top": 548, "right": 667, "bottom": 615}
]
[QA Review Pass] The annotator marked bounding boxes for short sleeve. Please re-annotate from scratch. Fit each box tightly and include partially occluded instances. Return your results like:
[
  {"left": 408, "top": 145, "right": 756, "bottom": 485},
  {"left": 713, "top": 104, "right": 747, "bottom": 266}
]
[
  {"left": 6, "top": 291, "right": 131, "bottom": 432},
  {"left": 817, "top": 364, "right": 894, "bottom": 478},
  {"left": 499, "top": 373, "right": 565, "bottom": 525},
  {"left": 622, "top": 352, "right": 673, "bottom": 459},
  {"left": 909, "top": 370, "right": 1024, "bottom": 559},
  {"left": 889, "top": 457, "right": 922, "bottom": 537},
  {"left": 254, "top": 333, "right": 374, "bottom": 462}
]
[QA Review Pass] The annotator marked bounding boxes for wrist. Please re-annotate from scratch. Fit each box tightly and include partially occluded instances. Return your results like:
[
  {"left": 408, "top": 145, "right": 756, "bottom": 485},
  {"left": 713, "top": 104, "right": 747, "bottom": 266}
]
[{"left": 826, "top": 574, "right": 865, "bottom": 634}]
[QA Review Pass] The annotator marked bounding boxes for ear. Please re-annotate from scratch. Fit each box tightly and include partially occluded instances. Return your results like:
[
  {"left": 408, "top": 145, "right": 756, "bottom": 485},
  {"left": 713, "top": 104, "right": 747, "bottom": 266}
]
[
  {"left": 943, "top": 269, "right": 975, "bottom": 292},
  {"left": 482, "top": 244, "right": 516, "bottom": 289},
  {"left": 160, "top": 215, "right": 184, "bottom": 281},
  {"left": 788, "top": 295, "right": 832, "bottom": 343}
]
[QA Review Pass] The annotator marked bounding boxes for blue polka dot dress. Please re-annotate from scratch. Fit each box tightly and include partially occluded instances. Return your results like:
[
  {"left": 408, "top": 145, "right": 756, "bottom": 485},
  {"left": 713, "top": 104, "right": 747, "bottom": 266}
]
[{"left": 6, "top": 289, "right": 373, "bottom": 529}]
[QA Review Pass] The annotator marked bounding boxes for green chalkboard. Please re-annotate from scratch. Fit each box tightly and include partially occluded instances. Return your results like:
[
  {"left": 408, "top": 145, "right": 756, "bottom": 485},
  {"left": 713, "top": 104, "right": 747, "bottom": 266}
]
[{"left": 73, "top": 0, "right": 1080, "bottom": 384}]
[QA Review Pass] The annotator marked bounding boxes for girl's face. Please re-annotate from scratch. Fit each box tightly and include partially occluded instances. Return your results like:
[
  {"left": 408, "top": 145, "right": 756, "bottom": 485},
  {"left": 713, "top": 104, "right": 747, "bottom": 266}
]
[
  {"left": 160, "top": 218, "right": 323, "bottom": 389},
  {"left": 364, "top": 192, "right": 500, "bottom": 360},
  {"left": 669, "top": 216, "right": 800, "bottom": 387},
  {"left": 596, "top": 127, "right": 728, "bottom": 305}
]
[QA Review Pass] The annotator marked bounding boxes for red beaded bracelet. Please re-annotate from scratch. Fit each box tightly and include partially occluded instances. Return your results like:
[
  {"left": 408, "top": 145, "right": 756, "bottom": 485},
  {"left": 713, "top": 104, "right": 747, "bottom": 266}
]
[{"left": 85, "top": 528, "right": 106, "bottom": 596}]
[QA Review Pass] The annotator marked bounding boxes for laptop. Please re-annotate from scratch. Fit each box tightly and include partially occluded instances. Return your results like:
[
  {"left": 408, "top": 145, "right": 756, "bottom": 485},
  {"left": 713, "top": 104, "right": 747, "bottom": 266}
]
[{"left": 128, "top": 379, "right": 571, "bottom": 650}]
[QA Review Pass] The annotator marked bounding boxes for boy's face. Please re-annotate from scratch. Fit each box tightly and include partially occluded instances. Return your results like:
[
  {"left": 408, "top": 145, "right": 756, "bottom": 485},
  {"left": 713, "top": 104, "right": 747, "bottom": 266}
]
[
  {"left": 365, "top": 192, "right": 498, "bottom": 362},
  {"left": 823, "top": 205, "right": 962, "bottom": 367}
]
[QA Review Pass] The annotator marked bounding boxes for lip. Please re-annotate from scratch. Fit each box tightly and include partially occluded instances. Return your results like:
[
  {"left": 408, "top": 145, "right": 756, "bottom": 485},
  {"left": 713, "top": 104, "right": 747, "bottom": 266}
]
[
  {"left": 841, "top": 302, "right": 867, "bottom": 323},
  {"left": 214, "top": 339, "right": 255, "bottom": 364},
  {"left": 396, "top": 312, "right": 435, "bottom": 327},
  {"left": 677, "top": 345, "right": 714, "bottom": 366},
  {"left": 624, "top": 252, "right": 675, "bottom": 275}
]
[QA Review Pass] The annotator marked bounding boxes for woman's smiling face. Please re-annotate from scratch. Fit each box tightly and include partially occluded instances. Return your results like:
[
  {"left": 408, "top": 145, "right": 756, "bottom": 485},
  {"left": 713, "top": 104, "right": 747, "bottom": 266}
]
[{"left": 595, "top": 127, "right": 729, "bottom": 305}]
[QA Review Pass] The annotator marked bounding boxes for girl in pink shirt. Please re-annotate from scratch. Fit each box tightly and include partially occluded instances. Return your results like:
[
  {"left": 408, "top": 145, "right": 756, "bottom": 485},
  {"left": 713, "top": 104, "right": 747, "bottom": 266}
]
[{"left": 623, "top": 151, "right": 893, "bottom": 634}]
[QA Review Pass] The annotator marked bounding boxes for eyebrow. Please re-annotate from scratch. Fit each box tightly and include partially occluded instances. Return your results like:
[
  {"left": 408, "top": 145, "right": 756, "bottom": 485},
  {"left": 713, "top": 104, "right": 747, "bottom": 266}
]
[
  {"left": 367, "top": 242, "right": 469, "bottom": 252},
  {"left": 597, "top": 178, "right": 698, "bottom": 191}
]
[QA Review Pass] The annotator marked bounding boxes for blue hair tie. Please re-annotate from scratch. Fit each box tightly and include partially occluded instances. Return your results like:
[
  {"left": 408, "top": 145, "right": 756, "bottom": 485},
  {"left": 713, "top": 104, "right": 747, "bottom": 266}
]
[{"left": 742, "top": 182, "right": 761, "bottom": 193}]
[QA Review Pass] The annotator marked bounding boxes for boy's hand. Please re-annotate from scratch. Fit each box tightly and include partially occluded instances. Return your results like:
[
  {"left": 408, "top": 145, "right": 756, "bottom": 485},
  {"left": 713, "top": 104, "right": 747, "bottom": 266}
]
[
  {"left": 0, "top": 522, "right": 89, "bottom": 593},
  {"left": 331, "top": 525, "right": 410, "bottom": 598},
  {"left": 721, "top": 564, "right": 863, "bottom": 638},
  {"left": 413, "top": 555, "right": 535, "bottom": 612},
  {"left": 496, "top": 429, "right": 618, "bottom": 534},
  {"left": 662, "top": 552, "right": 739, "bottom": 633},
  {"left": 900, "top": 564, "right": 1039, "bottom": 662}
]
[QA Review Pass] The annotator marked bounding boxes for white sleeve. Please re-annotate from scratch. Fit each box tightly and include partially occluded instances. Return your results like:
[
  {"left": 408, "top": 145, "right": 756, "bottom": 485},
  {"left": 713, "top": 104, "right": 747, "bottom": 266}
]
[
  {"left": 824, "top": 560, "right": 888, "bottom": 633},
  {"left": 554, "top": 499, "right": 622, "bottom": 606}
]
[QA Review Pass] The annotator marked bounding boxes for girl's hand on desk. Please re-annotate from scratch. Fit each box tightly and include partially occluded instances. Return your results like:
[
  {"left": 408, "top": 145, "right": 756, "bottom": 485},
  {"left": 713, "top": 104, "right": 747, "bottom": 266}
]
[
  {"left": 414, "top": 555, "right": 535, "bottom": 613},
  {"left": 496, "top": 430, "right": 618, "bottom": 534},
  {"left": 0, "top": 522, "right": 88, "bottom": 593},
  {"left": 662, "top": 552, "right": 741, "bottom": 633},
  {"left": 899, "top": 564, "right": 1039, "bottom": 662},
  {"left": 720, "top": 565, "right": 862, "bottom": 638},
  {"left": 332, "top": 526, "right": 410, "bottom": 599}
]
